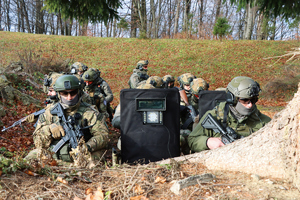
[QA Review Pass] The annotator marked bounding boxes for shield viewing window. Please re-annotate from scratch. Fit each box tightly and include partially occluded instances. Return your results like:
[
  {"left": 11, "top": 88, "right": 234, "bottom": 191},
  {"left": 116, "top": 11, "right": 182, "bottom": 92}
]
[{"left": 136, "top": 98, "right": 166, "bottom": 125}]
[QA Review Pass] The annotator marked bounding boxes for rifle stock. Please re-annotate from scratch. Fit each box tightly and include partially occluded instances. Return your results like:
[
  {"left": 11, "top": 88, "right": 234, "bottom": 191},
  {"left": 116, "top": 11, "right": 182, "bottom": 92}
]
[{"left": 201, "top": 113, "right": 241, "bottom": 145}]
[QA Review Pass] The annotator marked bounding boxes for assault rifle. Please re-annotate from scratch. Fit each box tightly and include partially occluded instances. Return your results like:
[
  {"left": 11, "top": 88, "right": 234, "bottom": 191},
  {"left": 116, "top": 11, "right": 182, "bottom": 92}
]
[
  {"left": 201, "top": 113, "right": 242, "bottom": 145},
  {"left": 1, "top": 109, "right": 45, "bottom": 132},
  {"left": 50, "top": 103, "right": 84, "bottom": 153}
]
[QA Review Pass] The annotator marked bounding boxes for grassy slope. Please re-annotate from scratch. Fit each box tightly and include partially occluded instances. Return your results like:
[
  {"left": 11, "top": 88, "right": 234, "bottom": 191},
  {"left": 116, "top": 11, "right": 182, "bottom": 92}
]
[{"left": 0, "top": 31, "right": 299, "bottom": 106}]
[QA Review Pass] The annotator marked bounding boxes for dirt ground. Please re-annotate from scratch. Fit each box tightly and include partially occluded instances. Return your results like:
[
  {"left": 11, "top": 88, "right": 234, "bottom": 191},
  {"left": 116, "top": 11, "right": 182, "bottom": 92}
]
[
  {"left": 0, "top": 160, "right": 300, "bottom": 200},
  {"left": 1, "top": 125, "right": 300, "bottom": 200}
]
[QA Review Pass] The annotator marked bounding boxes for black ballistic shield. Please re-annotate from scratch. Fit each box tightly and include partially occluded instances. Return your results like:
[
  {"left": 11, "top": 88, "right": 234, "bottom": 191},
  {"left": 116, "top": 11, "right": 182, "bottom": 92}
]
[
  {"left": 198, "top": 90, "right": 227, "bottom": 119},
  {"left": 120, "top": 88, "right": 180, "bottom": 164}
]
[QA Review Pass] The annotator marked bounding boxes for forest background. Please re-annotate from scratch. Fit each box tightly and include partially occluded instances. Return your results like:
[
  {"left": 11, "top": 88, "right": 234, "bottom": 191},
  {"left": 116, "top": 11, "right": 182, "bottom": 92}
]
[{"left": 0, "top": 0, "right": 300, "bottom": 40}]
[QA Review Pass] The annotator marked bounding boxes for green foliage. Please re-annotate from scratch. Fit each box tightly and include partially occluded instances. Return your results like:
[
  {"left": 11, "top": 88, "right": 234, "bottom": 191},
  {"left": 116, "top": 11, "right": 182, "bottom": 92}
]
[
  {"left": 44, "top": 0, "right": 121, "bottom": 24},
  {"left": 0, "top": 155, "right": 30, "bottom": 174},
  {"left": 138, "top": 31, "right": 148, "bottom": 39},
  {"left": 230, "top": 0, "right": 300, "bottom": 19},
  {"left": 117, "top": 18, "right": 129, "bottom": 30},
  {"left": 213, "top": 17, "right": 231, "bottom": 40}
]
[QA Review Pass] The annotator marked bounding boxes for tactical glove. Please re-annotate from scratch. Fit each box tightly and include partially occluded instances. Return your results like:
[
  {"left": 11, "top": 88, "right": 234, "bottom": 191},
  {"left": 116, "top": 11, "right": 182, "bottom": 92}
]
[
  {"left": 25, "top": 114, "right": 35, "bottom": 123},
  {"left": 50, "top": 123, "right": 65, "bottom": 139}
]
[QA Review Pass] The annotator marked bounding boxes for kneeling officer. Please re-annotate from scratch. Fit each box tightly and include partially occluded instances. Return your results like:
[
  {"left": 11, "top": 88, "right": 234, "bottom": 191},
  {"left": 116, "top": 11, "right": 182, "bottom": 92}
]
[{"left": 26, "top": 75, "right": 109, "bottom": 162}]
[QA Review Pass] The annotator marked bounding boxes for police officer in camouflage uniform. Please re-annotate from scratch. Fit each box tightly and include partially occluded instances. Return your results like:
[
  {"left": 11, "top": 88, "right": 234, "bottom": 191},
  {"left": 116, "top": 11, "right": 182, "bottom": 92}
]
[
  {"left": 128, "top": 60, "right": 149, "bottom": 89},
  {"left": 162, "top": 75, "right": 175, "bottom": 88},
  {"left": 188, "top": 76, "right": 271, "bottom": 153},
  {"left": 178, "top": 73, "right": 196, "bottom": 106},
  {"left": 26, "top": 75, "right": 109, "bottom": 161},
  {"left": 190, "top": 78, "right": 209, "bottom": 111},
  {"left": 70, "top": 62, "right": 88, "bottom": 76},
  {"left": 82, "top": 68, "right": 113, "bottom": 118}
]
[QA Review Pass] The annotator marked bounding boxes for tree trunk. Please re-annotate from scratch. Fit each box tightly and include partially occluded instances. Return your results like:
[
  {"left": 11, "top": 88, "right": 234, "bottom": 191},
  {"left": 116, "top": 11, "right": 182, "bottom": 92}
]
[
  {"left": 243, "top": 3, "right": 258, "bottom": 40},
  {"left": 198, "top": 0, "right": 204, "bottom": 39},
  {"left": 174, "top": 0, "right": 180, "bottom": 36},
  {"left": 6, "top": 0, "right": 11, "bottom": 31},
  {"left": 130, "top": 0, "right": 138, "bottom": 38},
  {"left": 35, "top": 0, "right": 44, "bottom": 34},
  {"left": 215, "top": 0, "right": 222, "bottom": 23},
  {"left": 159, "top": 83, "right": 300, "bottom": 190},
  {"left": 256, "top": 11, "right": 264, "bottom": 40}
]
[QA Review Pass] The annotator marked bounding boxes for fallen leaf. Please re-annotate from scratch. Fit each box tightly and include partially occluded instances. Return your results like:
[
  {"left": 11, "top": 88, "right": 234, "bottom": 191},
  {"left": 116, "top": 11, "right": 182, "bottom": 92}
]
[
  {"left": 141, "top": 176, "right": 146, "bottom": 181},
  {"left": 85, "top": 188, "right": 93, "bottom": 195},
  {"left": 130, "top": 195, "right": 149, "bottom": 200},
  {"left": 74, "top": 196, "right": 83, "bottom": 200},
  {"left": 49, "top": 160, "right": 58, "bottom": 166},
  {"left": 56, "top": 176, "right": 68, "bottom": 184},
  {"left": 0, "top": 170, "right": 2, "bottom": 176},
  {"left": 154, "top": 176, "right": 166, "bottom": 184},
  {"left": 134, "top": 184, "right": 144, "bottom": 194},
  {"left": 23, "top": 169, "right": 39, "bottom": 177}
]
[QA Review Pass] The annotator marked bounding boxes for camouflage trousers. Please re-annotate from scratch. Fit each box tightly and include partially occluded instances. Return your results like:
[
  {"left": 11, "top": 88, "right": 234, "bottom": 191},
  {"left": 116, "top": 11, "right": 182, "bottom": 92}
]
[{"left": 25, "top": 148, "right": 107, "bottom": 162}]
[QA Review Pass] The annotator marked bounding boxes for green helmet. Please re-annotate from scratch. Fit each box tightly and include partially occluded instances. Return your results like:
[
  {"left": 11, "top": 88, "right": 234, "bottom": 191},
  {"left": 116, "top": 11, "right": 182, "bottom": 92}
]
[
  {"left": 54, "top": 75, "right": 81, "bottom": 92},
  {"left": 82, "top": 68, "right": 100, "bottom": 82},
  {"left": 190, "top": 78, "right": 209, "bottom": 95},
  {"left": 146, "top": 76, "right": 164, "bottom": 88},
  {"left": 70, "top": 62, "right": 88, "bottom": 74},
  {"left": 136, "top": 60, "right": 149, "bottom": 71},
  {"left": 178, "top": 73, "right": 196, "bottom": 88},
  {"left": 226, "top": 76, "right": 260, "bottom": 100}
]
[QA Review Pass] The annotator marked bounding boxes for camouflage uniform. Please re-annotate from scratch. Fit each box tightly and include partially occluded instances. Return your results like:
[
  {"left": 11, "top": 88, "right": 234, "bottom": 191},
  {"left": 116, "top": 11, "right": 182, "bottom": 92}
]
[
  {"left": 187, "top": 101, "right": 271, "bottom": 152},
  {"left": 26, "top": 75, "right": 109, "bottom": 162},
  {"left": 188, "top": 76, "right": 271, "bottom": 153},
  {"left": 128, "top": 60, "right": 149, "bottom": 89},
  {"left": 190, "top": 78, "right": 209, "bottom": 112},
  {"left": 177, "top": 73, "right": 196, "bottom": 106},
  {"left": 82, "top": 69, "right": 113, "bottom": 117}
]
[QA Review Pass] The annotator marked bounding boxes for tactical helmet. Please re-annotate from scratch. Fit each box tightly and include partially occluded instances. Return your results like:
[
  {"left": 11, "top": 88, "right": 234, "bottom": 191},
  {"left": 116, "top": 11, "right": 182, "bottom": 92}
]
[
  {"left": 54, "top": 75, "right": 81, "bottom": 92},
  {"left": 136, "top": 60, "right": 149, "bottom": 71},
  {"left": 137, "top": 83, "right": 155, "bottom": 89},
  {"left": 146, "top": 76, "right": 164, "bottom": 88},
  {"left": 70, "top": 62, "right": 88, "bottom": 74},
  {"left": 82, "top": 68, "right": 100, "bottom": 82},
  {"left": 178, "top": 73, "right": 196, "bottom": 88},
  {"left": 43, "top": 72, "right": 62, "bottom": 93},
  {"left": 226, "top": 76, "right": 261, "bottom": 103},
  {"left": 190, "top": 78, "right": 209, "bottom": 95},
  {"left": 162, "top": 75, "right": 175, "bottom": 83}
]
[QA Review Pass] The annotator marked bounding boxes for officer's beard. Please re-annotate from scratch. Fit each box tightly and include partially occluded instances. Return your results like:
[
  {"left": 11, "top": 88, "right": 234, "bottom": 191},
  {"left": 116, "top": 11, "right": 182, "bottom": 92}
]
[{"left": 61, "top": 94, "right": 79, "bottom": 106}]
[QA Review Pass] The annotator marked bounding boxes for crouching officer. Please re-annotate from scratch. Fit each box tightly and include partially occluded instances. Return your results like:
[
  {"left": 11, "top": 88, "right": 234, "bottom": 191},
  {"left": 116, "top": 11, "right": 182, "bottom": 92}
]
[
  {"left": 188, "top": 76, "right": 271, "bottom": 153},
  {"left": 128, "top": 60, "right": 149, "bottom": 89},
  {"left": 82, "top": 68, "right": 113, "bottom": 120},
  {"left": 25, "top": 75, "right": 109, "bottom": 162}
]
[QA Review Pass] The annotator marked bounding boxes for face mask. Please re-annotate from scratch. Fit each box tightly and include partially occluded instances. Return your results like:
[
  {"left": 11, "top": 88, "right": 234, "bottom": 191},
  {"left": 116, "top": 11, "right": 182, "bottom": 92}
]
[
  {"left": 61, "top": 94, "right": 79, "bottom": 106},
  {"left": 235, "top": 101, "right": 254, "bottom": 116}
]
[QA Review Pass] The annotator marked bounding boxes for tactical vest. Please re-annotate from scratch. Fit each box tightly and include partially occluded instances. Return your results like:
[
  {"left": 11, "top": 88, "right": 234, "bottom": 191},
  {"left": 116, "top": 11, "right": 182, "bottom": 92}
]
[{"left": 51, "top": 103, "right": 93, "bottom": 162}]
